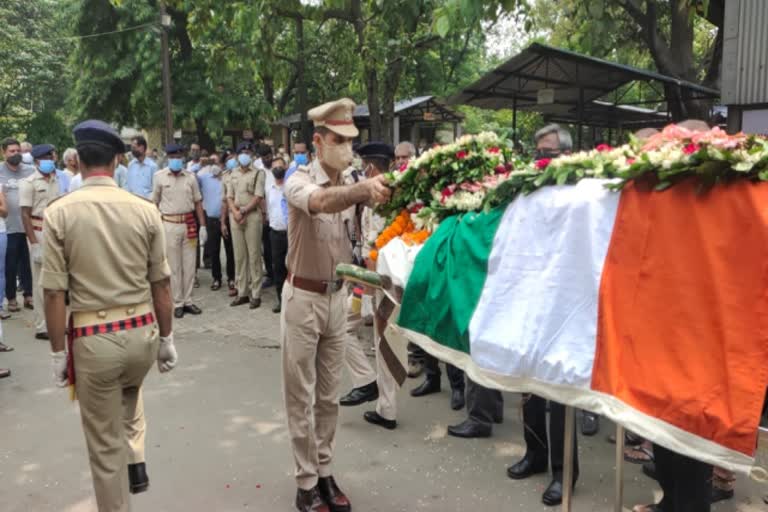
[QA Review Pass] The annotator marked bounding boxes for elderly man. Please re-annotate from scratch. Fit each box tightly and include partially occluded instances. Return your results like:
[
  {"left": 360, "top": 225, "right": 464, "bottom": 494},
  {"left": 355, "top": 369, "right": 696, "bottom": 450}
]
[
  {"left": 282, "top": 98, "right": 390, "bottom": 512},
  {"left": 394, "top": 141, "right": 415, "bottom": 170},
  {"left": 506, "top": 123, "right": 580, "bottom": 507},
  {"left": 62, "top": 148, "right": 79, "bottom": 180}
]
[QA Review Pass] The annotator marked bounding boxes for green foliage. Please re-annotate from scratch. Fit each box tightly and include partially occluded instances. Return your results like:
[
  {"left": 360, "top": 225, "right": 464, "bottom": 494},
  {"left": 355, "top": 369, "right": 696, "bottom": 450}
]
[
  {"left": 458, "top": 106, "right": 541, "bottom": 151},
  {"left": 24, "top": 110, "right": 72, "bottom": 152}
]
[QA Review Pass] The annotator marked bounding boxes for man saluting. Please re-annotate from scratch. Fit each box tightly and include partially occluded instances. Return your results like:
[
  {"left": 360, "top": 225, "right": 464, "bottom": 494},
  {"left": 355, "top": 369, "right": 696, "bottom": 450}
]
[{"left": 43, "top": 120, "right": 178, "bottom": 512}]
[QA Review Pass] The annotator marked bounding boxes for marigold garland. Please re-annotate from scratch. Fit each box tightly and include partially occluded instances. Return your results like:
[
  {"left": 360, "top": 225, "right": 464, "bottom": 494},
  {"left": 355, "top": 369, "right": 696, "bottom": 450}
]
[{"left": 369, "top": 210, "right": 416, "bottom": 262}]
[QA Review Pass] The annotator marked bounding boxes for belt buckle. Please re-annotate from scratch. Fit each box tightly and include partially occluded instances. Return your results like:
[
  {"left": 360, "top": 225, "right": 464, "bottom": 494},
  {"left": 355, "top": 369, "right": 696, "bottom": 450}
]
[{"left": 323, "top": 280, "right": 341, "bottom": 295}]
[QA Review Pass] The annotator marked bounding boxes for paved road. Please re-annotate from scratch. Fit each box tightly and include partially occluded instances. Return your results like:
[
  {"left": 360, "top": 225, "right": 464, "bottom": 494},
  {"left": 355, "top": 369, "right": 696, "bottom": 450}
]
[{"left": 1, "top": 273, "right": 765, "bottom": 511}]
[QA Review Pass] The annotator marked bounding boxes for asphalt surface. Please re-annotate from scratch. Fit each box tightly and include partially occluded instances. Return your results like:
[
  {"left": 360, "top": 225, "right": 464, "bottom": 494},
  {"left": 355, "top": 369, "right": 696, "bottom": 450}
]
[{"left": 1, "top": 272, "right": 766, "bottom": 511}]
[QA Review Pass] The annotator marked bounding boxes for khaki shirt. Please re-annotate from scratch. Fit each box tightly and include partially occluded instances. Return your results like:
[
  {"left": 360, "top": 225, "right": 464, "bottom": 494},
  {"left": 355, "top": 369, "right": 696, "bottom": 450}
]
[
  {"left": 41, "top": 176, "right": 171, "bottom": 312},
  {"left": 152, "top": 169, "right": 202, "bottom": 214},
  {"left": 227, "top": 165, "right": 265, "bottom": 209},
  {"left": 284, "top": 159, "right": 353, "bottom": 281},
  {"left": 19, "top": 171, "right": 61, "bottom": 218}
]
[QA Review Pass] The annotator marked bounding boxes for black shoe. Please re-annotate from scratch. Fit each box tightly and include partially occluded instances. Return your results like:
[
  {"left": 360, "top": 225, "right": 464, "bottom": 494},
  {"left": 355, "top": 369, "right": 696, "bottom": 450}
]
[
  {"left": 317, "top": 476, "right": 350, "bottom": 512},
  {"left": 581, "top": 411, "right": 599, "bottom": 436},
  {"left": 447, "top": 419, "right": 491, "bottom": 439},
  {"left": 210, "top": 280, "right": 221, "bottom": 291},
  {"left": 450, "top": 388, "right": 465, "bottom": 410},
  {"left": 183, "top": 304, "right": 202, "bottom": 315},
  {"left": 295, "top": 486, "right": 330, "bottom": 512},
  {"left": 340, "top": 381, "right": 379, "bottom": 406},
  {"left": 34, "top": 332, "right": 49, "bottom": 340},
  {"left": 249, "top": 298, "right": 261, "bottom": 309},
  {"left": 711, "top": 487, "right": 734, "bottom": 504},
  {"left": 363, "top": 410, "right": 397, "bottom": 430},
  {"left": 642, "top": 461, "right": 657, "bottom": 481},
  {"left": 542, "top": 479, "right": 565, "bottom": 506},
  {"left": 128, "top": 462, "right": 150, "bottom": 494},
  {"left": 174, "top": 307, "right": 184, "bottom": 318},
  {"left": 411, "top": 377, "right": 440, "bottom": 397},
  {"left": 272, "top": 301, "right": 281, "bottom": 313},
  {"left": 230, "top": 296, "right": 249, "bottom": 307},
  {"left": 507, "top": 454, "right": 548, "bottom": 480},
  {"left": 493, "top": 410, "right": 504, "bottom": 424}
]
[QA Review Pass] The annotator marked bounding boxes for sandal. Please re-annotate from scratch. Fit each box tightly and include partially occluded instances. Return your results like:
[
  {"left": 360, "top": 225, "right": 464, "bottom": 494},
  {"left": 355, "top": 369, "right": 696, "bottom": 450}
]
[
  {"left": 624, "top": 445, "right": 654, "bottom": 464},
  {"left": 0, "top": 310, "right": 11, "bottom": 320},
  {"left": 0, "top": 342, "right": 13, "bottom": 352},
  {"left": 632, "top": 504, "right": 662, "bottom": 512},
  {"left": 0, "top": 368, "right": 10, "bottom": 379},
  {"left": 7, "top": 302, "right": 20, "bottom": 313},
  {"left": 24, "top": 300, "right": 33, "bottom": 310},
  {"left": 211, "top": 280, "right": 221, "bottom": 291}
]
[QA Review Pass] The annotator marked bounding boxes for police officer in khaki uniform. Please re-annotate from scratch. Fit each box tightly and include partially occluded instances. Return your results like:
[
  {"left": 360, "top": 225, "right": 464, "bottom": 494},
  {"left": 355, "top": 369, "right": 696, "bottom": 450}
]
[
  {"left": 221, "top": 151, "right": 239, "bottom": 297},
  {"left": 152, "top": 144, "right": 207, "bottom": 318},
  {"left": 227, "top": 144, "right": 266, "bottom": 308},
  {"left": 20, "top": 143, "right": 62, "bottom": 340},
  {"left": 282, "top": 98, "right": 391, "bottom": 512},
  {"left": 42, "top": 120, "right": 178, "bottom": 512}
]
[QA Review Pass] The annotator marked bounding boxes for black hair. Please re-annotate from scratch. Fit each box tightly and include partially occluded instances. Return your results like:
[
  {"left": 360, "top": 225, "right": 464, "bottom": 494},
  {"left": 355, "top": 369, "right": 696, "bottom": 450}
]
[
  {"left": 2, "top": 138, "right": 20, "bottom": 151},
  {"left": 77, "top": 143, "right": 117, "bottom": 167},
  {"left": 363, "top": 156, "right": 390, "bottom": 173},
  {"left": 131, "top": 136, "right": 148, "bottom": 150},
  {"left": 258, "top": 144, "right": 273, "bottom": 157},
  {"left": 272, "top": 156, "right": 286, "bottom": 166}
]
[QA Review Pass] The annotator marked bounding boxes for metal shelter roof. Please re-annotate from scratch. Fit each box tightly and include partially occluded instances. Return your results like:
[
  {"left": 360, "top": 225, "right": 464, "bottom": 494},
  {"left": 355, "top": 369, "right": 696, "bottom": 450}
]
[
  {"left": 274, "top": 96, "right": 462, "bottom": 127},
  {"left": 448, "top": 43, "right": 720, "bottom": 128}
]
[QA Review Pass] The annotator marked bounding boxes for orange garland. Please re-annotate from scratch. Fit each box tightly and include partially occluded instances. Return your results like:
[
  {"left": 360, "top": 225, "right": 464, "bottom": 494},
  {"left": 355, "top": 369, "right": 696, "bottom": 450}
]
[{"left": 369, "top": 210, "right": 430, "bottom": 262}]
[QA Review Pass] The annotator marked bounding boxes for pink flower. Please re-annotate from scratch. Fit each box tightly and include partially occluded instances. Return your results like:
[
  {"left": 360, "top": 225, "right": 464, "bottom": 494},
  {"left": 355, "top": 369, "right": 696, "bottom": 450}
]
[
  {"left": 596, "top": 143, "right": 612, "bottom": 152},
  {"left": 627, "top": 158, "right": 636, "bottom": 165},
  {"left": 460, "top": 181, "right": 483, "bottom": 193},
  {"left": 456, "top": 151, "right": 468, "bottom": 160},
  {"left": 535, "top": 158, "right": 551, "bottom": 170},
  {"left": 440, "top": 184, "right": 456, "bottom": 202},
  {"left": 408, "top": 203, "right": 424, "bottom": 214},
  {"left": 487, "top": 147, "right": 500, "bottom": 154},
  {"left": 399, "top": 163, "right": 408, "bottom": 171},
  {"left": 683, "top": 143, "right": 700, "bottom": 155}
]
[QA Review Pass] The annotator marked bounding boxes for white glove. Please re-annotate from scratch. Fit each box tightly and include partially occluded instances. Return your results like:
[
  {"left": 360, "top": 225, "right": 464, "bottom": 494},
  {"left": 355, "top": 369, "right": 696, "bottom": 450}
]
[
  {"left": 51, "top": 351, "right": 68, "bottom": 388},
  {"left": 157, "top": 333, "right": 178, "bottom": 373},
  {"left": 198, "top": 226, "right": 208, "bottom": 245},
  {"left": 31, "top": 243, "right": 42, "bottom": 264}
]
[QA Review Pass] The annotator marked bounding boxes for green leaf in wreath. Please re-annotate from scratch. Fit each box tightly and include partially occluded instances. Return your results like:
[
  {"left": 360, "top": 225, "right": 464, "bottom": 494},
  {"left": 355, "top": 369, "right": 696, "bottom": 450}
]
[{"left": 655, "top": 180, "right": 672, "bottom": 191}]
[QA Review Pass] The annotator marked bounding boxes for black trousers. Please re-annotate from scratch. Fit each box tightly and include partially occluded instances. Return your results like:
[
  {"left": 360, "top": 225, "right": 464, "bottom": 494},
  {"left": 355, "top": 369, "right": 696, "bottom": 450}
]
[
  {"left": 523, "top": 394, "right": 579, "bottom": 478},
  {"left": 270, "top": 229, "right": 288, "bottom": 301},
  {"left": 262, "top": 224, "right": 274, "bottom": 281},
  {"left": 654, "top": 443, "right": 712, "bottom": 512},
  {"left": 466, "top": 378, "right": 503, "bottom": 427},
  {"left": 206, "top": 217, "right": 234, "bottom": 282},
  {"left": 6, "top": 232, "right": 32, "bottom": 300},
  {"left": 424, "top": 354, "right": 464, "bottom": 392}
]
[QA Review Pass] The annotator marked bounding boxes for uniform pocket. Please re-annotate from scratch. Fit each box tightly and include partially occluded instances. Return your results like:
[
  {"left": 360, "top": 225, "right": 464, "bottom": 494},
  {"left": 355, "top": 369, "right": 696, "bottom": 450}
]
[{"left": 313, "top": 213, "right": 341, "bottom": 241}]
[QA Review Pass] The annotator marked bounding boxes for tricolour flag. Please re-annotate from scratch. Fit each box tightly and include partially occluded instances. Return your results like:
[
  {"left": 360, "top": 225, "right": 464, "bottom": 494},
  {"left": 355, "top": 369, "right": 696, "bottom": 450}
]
[{"left": 381, "top": 178, "right": 768, "bottom": 473}]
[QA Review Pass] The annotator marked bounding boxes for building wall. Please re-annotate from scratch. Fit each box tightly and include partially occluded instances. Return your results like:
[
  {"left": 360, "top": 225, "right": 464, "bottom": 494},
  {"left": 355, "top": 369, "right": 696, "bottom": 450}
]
[{"left": 722, "top": 0, "right": 768, "bottom": 106}]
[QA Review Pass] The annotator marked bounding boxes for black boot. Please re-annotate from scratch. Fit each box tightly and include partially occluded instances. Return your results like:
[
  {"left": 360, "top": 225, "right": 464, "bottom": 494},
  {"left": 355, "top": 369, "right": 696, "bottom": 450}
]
[
  {"left": 339, "top": 381, "right": 379, "bottom": 406},
  {"left": 411, "top": 377, "right": 440, "bottom": 397},
  {"left": 128, "top": 462, "right": 150, "bottom": 494}
]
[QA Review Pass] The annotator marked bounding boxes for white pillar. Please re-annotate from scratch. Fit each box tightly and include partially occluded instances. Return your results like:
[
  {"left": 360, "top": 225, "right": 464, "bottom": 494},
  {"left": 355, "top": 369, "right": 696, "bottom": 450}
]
[{"left": 393, "top": 116, "right": 400, "bottom": 144}]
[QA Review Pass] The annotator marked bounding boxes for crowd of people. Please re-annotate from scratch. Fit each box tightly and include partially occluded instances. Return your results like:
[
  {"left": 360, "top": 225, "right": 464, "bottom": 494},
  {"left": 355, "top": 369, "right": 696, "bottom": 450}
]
[{"left": 0, "top": 100, "right": 760, "bottom": 512}]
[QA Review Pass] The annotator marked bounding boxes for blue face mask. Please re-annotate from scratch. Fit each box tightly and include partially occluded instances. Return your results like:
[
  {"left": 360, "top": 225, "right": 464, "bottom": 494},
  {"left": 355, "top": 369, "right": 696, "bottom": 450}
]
[
  {"left": 168, "top": 158, "right": 184, "bottom": 172},
  {"left": 237, "top": 154, "right": 252, "bottom": 167},
  {"left": 190, "top": 163, "right": 201, "bottom": 173},
  {"left": 226, "top": 159, "right": 237, "bottom": 170},
  {"left": 294, "top": 153, "right": 308, "bottom": 165},
  {"left": 38, "top": 160, "right": 56, "bottom": 174}
]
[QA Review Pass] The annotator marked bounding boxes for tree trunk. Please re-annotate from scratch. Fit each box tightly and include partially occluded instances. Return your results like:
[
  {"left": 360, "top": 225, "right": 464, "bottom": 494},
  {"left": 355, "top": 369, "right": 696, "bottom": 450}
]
[
  {"left": 194, "top": 117, "right": 215, "bottom": 152},
  {"left": 295, "top": 16, "right": 311, "bottom": 145}
]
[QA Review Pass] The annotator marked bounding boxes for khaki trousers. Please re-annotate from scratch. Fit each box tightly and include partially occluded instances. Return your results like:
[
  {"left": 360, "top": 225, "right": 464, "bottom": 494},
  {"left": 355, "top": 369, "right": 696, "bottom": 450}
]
[
  {"left": 164, "top": 222, "right": 196, "bottom": 308},
  {"left": 74, "top": 324, "right": 158, "bottom": 512},
  {"left": 230, "top": 212, "right": 263, "bottom": 299},
  {"left": 372, "top": 290, "right": 398, "bottom": 421},
  {"left": 344, "top": 297, "right": 376, "bottom": 388},
  {"left": 281, "top": 281, "right": 346, "bottom": 490},
  {"left": 29, "top": 230, "right": 46, "bottom": 334}
]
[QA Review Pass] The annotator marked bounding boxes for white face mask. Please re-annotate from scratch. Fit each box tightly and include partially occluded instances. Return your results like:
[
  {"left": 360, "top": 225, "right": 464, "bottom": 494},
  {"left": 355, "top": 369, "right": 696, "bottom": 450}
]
[
  {"left": 21, "top": 152, "right": 33, "bottom": 164},
  {"left": 321, "top": 140, "right": 353, "bottom": 172}
]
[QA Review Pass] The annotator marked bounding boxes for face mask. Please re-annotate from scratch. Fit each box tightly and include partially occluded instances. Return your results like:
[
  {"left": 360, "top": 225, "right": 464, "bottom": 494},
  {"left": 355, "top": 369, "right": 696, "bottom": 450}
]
[
  {"left": 226, "top": 159, "right": 237, "bottom": 170},
  {"left": 238, "top": 154, "right": 252, "bottom": 167},
  {"left": 6, "top": 154, "right": 22, "bottom": 166},
  {"left": 190, "top": 163, "right": 201, "bottom": 173},
  {"left": 190, "top": 151, "right": 200, "bottom": 160},
  {"left": 38, "top": 160, "right": 56, "bottom": 174},
  {"left": 131, "top": 149, "right": 143, "bottom": 159},
  {"left": 21, "top": 152, "right": 33, "bottom": 164},
  {"left": 272, "top": 167, "right": 287, "bottom": 180},
  {"left": 294, "top": 153, "right": 308, "bottom": 166},
  {"left": 321, "top": 141, "right": 353, "bottom": 172},
  {"left": 168, "top": 158, "right": 184, "bottom": 172}
]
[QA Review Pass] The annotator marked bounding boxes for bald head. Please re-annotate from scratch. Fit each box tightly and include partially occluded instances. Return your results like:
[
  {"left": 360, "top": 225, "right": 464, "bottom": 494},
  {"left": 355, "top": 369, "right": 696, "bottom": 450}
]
[{"left": 678, "top": 119, "right": 710, "bottom": 133}]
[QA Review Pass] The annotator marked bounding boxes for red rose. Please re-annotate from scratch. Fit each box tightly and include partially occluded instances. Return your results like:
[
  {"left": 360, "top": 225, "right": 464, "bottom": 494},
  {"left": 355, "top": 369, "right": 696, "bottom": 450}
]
[
  {"left": 504, "top": 162, "right": 513, "bottom": 171},
  {"left": 441, "top": 185, "right": 456, "bottom": 200},
  {"left": 535, "top": 158, "right": 551, "bottom": 170},
  {"left": 456, "top": 151, "right": 468, "bottom": 159},
  {"left": 399, "top": 163, "right": 408, "bottom": 171},
  {"left": 409, "top": 203, "right": 424, "bottom": 214},
  {"left": 683, "top": 143, "right": 700, "bottom": 155},
  {"left": 596, "top": 143, "right": 612, "bottom": 152},
  {"left": 487, "top": 147, "right": 500, "bottom": 154},
  {"left": 494, "top": 164, "right": 507, "bottom": 174}
]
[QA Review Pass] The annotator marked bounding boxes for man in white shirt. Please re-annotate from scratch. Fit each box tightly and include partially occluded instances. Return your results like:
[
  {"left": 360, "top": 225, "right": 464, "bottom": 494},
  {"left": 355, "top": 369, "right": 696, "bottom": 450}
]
[{"left": 265, "top": 156, "right": 288, "bottom": 313}]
